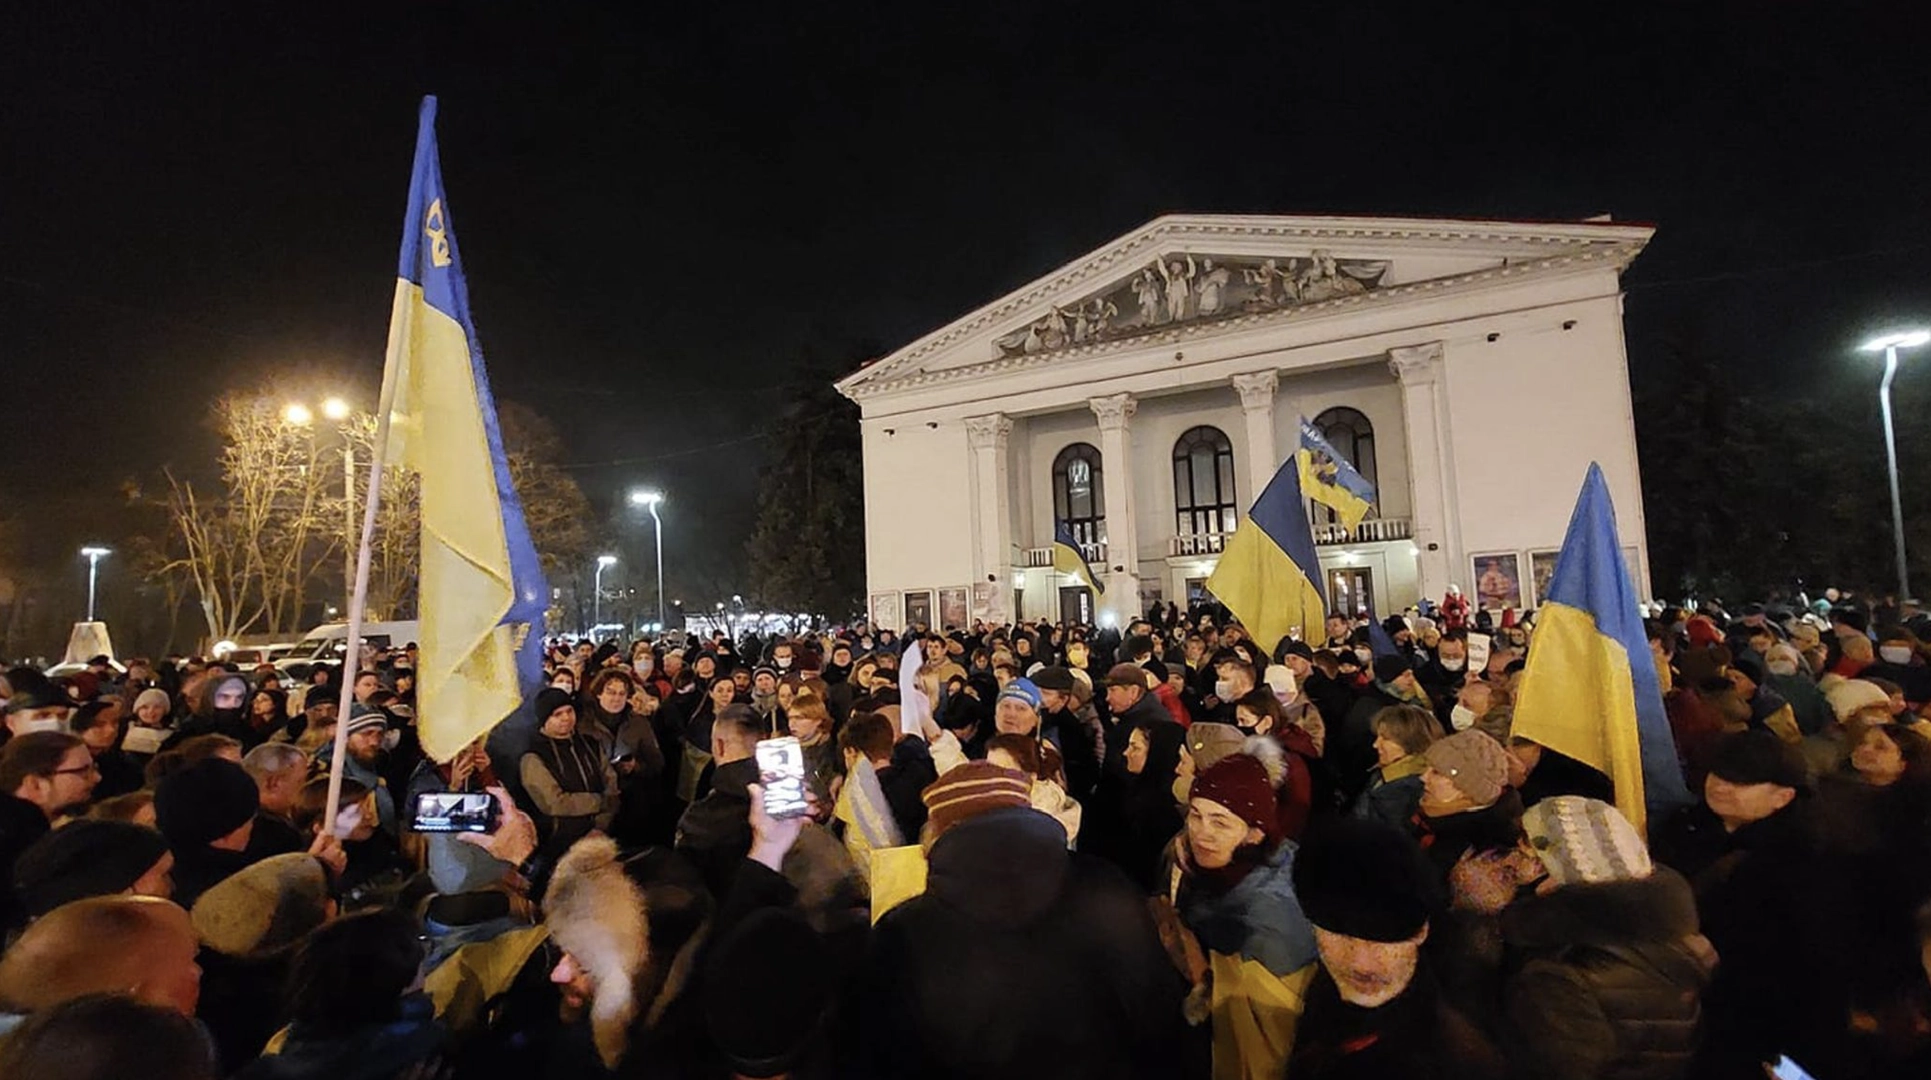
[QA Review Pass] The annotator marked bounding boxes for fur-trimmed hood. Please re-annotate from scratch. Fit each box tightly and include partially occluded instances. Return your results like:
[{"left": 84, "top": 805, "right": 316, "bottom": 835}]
[
  {"left": 545, "top": 836, "right": 649, "bottom": 1069},
  {"left": 1501, "top": 864, "right": 1701, "bottom": 951}
]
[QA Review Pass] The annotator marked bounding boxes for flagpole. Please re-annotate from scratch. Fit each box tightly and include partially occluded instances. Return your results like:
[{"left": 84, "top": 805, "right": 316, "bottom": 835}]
[{"left": 322, "top": 363, "right": 400, "bottom": 829}]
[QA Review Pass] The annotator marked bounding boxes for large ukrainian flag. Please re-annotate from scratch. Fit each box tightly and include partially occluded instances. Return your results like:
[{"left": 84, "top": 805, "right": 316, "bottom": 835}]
[
  {"left": 1512, "top": 464, "right": 1688, "bottom": 834},
  {"left": 379, "top": 98, "right": 550, "bottom": 763},
  {"left": 1206, "top": 457, "right": 1327, "bottom": 654},
  {"left": 1053, "top": 520, "right": 1105, "bottom": 596}
]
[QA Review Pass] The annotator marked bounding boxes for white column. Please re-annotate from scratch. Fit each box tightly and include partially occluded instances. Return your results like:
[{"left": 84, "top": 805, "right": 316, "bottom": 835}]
[
  {"left": 1230, "top": 370, "right": 1280, "bottom": 506},
  {"left": 965, "top": 413, "right": 1015, "bottom": 623},
  {"left": 1088, "top": 392, "right": 1140, "bottom": 618},
  {"left": 1388, "top": 342, "right": 1460, "bottom": 605}
]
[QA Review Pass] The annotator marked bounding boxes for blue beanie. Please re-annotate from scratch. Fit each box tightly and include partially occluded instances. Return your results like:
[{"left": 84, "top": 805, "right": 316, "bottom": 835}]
[{"left": 997, "top": 677, "right": 1042, "bottom": 711}]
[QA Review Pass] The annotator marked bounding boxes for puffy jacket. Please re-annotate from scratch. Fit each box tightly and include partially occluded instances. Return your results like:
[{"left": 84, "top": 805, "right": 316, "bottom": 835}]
[{"left": 1500, "top": 867, "right": 1714, "bottom": 1080}]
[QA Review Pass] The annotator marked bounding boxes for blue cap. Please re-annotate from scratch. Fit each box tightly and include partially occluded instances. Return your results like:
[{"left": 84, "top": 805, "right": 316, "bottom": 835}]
[{"left": 997, "top": 677, "right": 1042, "bottom": 711}]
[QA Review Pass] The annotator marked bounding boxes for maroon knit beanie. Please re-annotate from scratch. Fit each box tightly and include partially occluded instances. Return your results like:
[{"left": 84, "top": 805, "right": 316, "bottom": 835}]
[{"left": 1189, "top": 753, "right": 1280, "bottom": 843}]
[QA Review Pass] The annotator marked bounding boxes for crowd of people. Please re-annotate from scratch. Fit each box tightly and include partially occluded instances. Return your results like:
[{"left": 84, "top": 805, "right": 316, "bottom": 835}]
[{"left": 1, "top": 594, "right": 1930, "bottom": 1078}]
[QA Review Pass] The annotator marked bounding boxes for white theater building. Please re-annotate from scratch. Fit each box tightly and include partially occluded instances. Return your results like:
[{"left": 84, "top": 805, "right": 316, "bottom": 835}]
[{"left": 836, "top": 213, "right": 1655, "bottom": 634}]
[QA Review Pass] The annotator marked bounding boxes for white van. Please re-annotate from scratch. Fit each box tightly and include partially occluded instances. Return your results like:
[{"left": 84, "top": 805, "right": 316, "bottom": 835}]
[{"left": 275, "top": 620, "right": 421, "bottom": 673}]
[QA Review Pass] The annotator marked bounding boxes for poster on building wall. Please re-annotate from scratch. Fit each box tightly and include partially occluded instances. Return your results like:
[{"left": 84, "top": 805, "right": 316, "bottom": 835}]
[
  {"left": 939, "top": 587, "right": 969, "bottom": 631},
  {"left": 1470, "top": 552, "right": 1523, "bottom": 611},
  {"left": 871, "top": 592, "right": 902, "bottom": 632},
  {"left": 1528, "top": 550, "right": 1560, "bottom": 609},
  {"left": 904, "top": 590, "right": 934, "bottom": 630},
  {"left": 971, "top": 582, "right": 1010, "bottom": 627}
]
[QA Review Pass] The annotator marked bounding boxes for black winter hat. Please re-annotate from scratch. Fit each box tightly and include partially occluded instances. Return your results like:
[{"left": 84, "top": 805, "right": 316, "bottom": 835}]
[
  {"left": 534, "top": 687, "right": 576, "bottom": 725},
  {"left": 1709, "top": 729, "right": 1808, "bottom": 792},
  {"left": 12, "top": 820, "right": 171, "bottom": 917},
  {"left": 1371, "top": 655, "right": 1411, "bottom": 685},
  {"left": 4, "top": 667, "right": 66, "bottom": 713},
  {"left": 155, "top": 758, "right": 260, "bottom": 850},
  {"left": 703, "top": 908, "right": 833, "bottom": 1076},
  {"left": 1293, "top": 818, "right": 1441, "bottom": 942}
]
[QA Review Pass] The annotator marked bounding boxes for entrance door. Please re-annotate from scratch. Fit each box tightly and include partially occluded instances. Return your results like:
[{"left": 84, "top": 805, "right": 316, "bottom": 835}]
[
  {"left": 1059, "top": 586, "right": 1093, "bottom": 627},
  {"left": 1326, "top": 567, "right": 1375, "bottom": 620}
]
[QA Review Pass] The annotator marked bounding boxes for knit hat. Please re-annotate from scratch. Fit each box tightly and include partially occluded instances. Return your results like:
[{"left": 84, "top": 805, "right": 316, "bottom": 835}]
[
  {"left": 1189, "top": 753, "right": 1279, "bottom": 842},
  {"left": 154, "top": 758, "right": 260, "bottom": 849},
  {"left": 1143, "top": 657, "right": 1171, "bottom": 684},
  {"left": 190, "top": 853, "right": 332, "bottom": 958},
  {"left": 1280, "top": 640, "right": 1316, "bottom": 661},
  {"left": 1185, "top": 722, "right": 1248, "bottom": 773},
  {"left": 534, "top": 686, "right": 576, "bottom": 724},
  {"left": 703, "top": 908, "right": 834, "bottom": 1077},
  {"left": 1521, "top": 796, "right": 1652, "bottom": 885},
  {"left": 1827, "top": 678, "right": 1891, "bottom": 722},
  {"left": 920, "top": 761, "right": 1032, "bottom": 838},
  {"left": 343, "top": 702, "right": 388, "bottom": 736},
  {"left": 1685, "top": 615, "right": 1724, "bottom": 648},
  {"left": 133, "top": 687, "right": 171, "bottom": 715},
  {"left": 996, "top": 677, "right": 1042, "bottom": 712},
  {"left": 1709, "top": 729, "right": 1808, "bottom": 791},
  {"left": 11, "top": 820, "right": 171, "bottom": 917},
  {"left": 1372, "top": 655, "right": 1411, "bottom": 685},
  {"left": 1422, "top": 730, "right": 1511, "bottom": 807},
  {"left": 1102, "top": 663, "right": 1150, "bottom": 690},
  {"left": 1729, "top": 648, "right": 1766, "bottom": 686},
  {"left": 1293, "top": 818, "right": 1440, "bottom": 941}
]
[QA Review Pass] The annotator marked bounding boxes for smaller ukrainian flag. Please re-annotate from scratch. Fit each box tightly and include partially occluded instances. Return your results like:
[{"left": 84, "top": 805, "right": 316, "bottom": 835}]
[
  {"left": 1052, "top": 521, "right": 1106, "bottom": 596},
  {"left": 1206, "top": 456, "right": 1327, "bottom": 655},
  {"left": 1297, "top": 416, "right": 1376, "bottom": 530}
]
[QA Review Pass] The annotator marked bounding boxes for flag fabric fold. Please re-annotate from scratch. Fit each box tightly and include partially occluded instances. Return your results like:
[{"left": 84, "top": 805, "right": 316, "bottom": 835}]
[
  {"left": 1297, "top": 416, "right": 1376, "bottom": 530},
  {"left": 380, "top": 97, "right": 551, "bottom": 762},
  {"left": 1512, "top": 463, "right": 1688, "bottom": 834},
  {"left": 1206, "top": 457, "right": 1327, "bottom": 655},
  {"left": 1052, "top": 521, "right": 1106, "bottom": 596}
]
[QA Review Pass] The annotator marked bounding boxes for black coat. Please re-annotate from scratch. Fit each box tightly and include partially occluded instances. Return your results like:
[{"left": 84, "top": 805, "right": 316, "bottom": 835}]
[
  {"left": 1337, "top": 684, "right": 1405, "bottom": 800},
  {"left": 0, "top": 793, "right": 50, "bottom": 931},
  {"left": 1290, "top": 960, "right": 1503, "bottom": 1080},
  {"left": 857, "top": 807, "right": 1188, "bottom": 1080},
  {"left": 672, "top": 757, "right": 759, "bottom": 899},
  {"left": 1500, "top": 868, "right": 1714, "bottom": 1080}
]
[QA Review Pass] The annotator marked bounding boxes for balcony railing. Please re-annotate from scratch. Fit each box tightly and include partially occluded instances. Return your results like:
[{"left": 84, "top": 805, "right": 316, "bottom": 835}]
[
  {"left": 1168, "top": 516, "right": 1413, "bottom": 556},
  {"left": 1023, "top": 540, "right": 1108, "bottom": 568}
]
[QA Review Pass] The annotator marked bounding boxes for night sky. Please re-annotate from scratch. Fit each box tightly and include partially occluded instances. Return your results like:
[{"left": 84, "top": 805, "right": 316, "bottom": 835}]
[{"left": 5, "top": 2, "right": 1930, "bottom": 587}]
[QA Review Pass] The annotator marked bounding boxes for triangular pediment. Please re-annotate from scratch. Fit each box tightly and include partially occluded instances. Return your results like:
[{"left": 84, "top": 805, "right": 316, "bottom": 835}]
[{"left": 838, "top": 213, "right": 1653, "bottom": 399}]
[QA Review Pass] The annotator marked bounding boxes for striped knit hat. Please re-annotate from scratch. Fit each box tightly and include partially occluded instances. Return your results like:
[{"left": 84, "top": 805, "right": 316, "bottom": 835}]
[
  {"left": 1521, "top": 796, "right": 1652, "bottom": 886},
  {"left": 921, "top": 761, "right": 1032, "bottom": 838}
]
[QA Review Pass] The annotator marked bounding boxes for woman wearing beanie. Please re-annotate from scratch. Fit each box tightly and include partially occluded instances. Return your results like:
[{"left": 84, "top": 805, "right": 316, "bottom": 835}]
[
  {"left": 1410, "top": 730, "right": 1524, "bottom": 885},
  {"left": 1498, "top": 797, "right": 1713, "bottom": 1080},
  {"left": 122, "top": 687, "right": 176, "bottom": 762},
  {"left": 1171, "top": 751, "right": 1319, "bottom": 1080},
  {"left": 518, "top": 687, "right": 618, "bottom": 854}
]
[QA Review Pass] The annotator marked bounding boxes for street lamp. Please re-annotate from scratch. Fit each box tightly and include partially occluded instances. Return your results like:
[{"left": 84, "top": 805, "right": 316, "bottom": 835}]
[
  {"left": 320, "top": 397, "right": 351, "bottom": 422},
  {"left": 283, "top": 396, "right": 360, "bottom": 613},
  {"left": 594, "top": 555, "right": 618, "bottom": 630},
  {"left": 79, "top": 546, "right": 111, "bottom": 622},
  {"left": 281, "top": 402, "right": 313, "bottom": 426},
  {"left": 629, "top": 489, "right": 666, "bottom": 634},
  {"left": 1862, "top": 329, "right": 1931, "bottom": 602}
]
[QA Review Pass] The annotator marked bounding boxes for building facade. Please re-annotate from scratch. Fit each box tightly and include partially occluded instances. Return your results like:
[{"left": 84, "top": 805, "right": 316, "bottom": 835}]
[{"left": 836, "top": 213, "right": 1654, "bottom": 634}]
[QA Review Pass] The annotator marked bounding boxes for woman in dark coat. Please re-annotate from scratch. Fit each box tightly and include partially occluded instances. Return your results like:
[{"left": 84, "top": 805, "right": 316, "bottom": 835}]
[{"left": 1109, "top": 719, "right": 1186, "bottom": 892}]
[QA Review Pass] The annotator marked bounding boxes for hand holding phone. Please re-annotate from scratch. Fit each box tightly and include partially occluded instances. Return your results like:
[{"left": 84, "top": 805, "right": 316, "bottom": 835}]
[
  {"left": 755, "top": 737, "right": 811, "bottom": 820},
  {"left": 411, "top": 791, "right": 500, "bottom": 834}
]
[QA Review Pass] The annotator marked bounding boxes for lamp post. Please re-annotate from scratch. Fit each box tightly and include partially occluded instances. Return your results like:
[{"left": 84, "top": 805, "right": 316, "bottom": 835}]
[
  {"left": 629, "top": 489, "right": 666, "bottom": 635},
  {"left": 594, "top": 555, "right": 618, "bottom": 631},
  {"left": 79, "top": 546, "right": 111, "bottom": 621},
  {"left": 1861, "top": 330, "right": 1931, "bottom": 603},
  {"left": 284, "top": 396, "right": 359, "bottom": 615}
]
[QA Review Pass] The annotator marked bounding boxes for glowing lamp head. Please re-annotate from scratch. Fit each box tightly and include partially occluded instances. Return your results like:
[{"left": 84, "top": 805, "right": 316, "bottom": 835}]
[
  {"left": 321, "top": 397, "right": 352, "bottom": 421},
  {"left": 629, "top": 489, "right": 664, "bottom": 507},
  {"left": 282, "top": 403, "right": 314, "bottom": 426},
  {"left": 80, "top": 546, "right": 111, "bottom": 559},
  {"left": 597, "top": 555, "right": 618, "bottom": 568},
  {"left": 1861, "top": 330, "right": 1931, "bottom": 352}
]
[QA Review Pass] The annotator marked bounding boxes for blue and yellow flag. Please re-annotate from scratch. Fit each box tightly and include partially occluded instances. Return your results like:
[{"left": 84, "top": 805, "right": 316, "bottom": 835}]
[
  {"left": 379, "top": 98, "right": 550, "bottom": 763},
  {"left": 1297, "top": 417, "right": 1376, "bottom": 530},
  {"left": 1512, "top": 464, "right": 1688, "bottom": 835},
  {"left": 1206, "top": 456, "right": 1327, "bottom": 655},
  {"left": 1052, "top": 521, "right": 1105, "bottom": 596}
]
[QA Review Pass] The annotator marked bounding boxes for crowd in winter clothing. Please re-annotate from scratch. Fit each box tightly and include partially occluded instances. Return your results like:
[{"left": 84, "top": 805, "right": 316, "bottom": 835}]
[{"left": 2, "top": 593, "right": 1931, "bottom": 1079}]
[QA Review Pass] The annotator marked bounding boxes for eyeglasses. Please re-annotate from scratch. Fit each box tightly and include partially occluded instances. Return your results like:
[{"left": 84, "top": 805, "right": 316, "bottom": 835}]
[{"left": 50, "top": 763, "right": 101, "bottom": 778}]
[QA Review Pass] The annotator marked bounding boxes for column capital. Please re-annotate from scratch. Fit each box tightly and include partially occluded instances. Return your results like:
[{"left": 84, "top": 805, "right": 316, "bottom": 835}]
[
  {"left": 1088, "top": 392, "right": 1137, "bottom": 430},
  {"left": 1230, "top": 370, "right": 1279, "bottom": 411},
  {"left": 1388, "top": 341, "right": 1446, "bottom": 385},
  {"left": 964, "top": 413, "right": 1014, "bottom": 450}
]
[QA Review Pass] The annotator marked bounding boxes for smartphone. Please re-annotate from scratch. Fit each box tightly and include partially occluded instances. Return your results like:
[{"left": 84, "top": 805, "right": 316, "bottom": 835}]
[
  {"left": 411, "top": 791, "right": 499, "bottom": 834},
  {"left": 755, "top": 736, "right": 811, "bottom": 819},
  {"left": 1768, "top": 1055, "right": 1817, "bottom": 1080}
]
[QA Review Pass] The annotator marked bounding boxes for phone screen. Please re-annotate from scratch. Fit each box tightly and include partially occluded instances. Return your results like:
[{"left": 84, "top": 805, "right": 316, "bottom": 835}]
[
  {"left": 1769, "top": 1055, "right": 1817, "bottom": 1080},
  {"left": 755, "top": 736, "right": 811, "bottom": 819},
  {"left": 412, "top": 791, "right": 497, "bottom": 834}
]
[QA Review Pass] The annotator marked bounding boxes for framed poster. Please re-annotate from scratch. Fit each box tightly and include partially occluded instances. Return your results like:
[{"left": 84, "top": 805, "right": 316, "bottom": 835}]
[
  {"left": 1471, "top": 552, "right": 1523, "bottom": 611},
  {"left": 870, "top": 592, "right": 902, "bottom": 633},
  {"left": 1528, "top": 550, "right": 1561, "bottom": 609},
  {"left": 938, "top": 587, "right": 969, "bottom": 631},
  {"left": 903, "top": 590, "right": 934, "bottom": 630}
]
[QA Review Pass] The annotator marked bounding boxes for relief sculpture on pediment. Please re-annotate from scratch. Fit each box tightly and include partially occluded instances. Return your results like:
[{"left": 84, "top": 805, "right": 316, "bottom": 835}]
[{"left": 994, "top": 248, "right": 1390, "bottom": 358}]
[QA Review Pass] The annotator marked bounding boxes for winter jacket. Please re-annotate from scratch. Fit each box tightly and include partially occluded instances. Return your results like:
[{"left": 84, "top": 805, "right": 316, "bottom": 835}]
[
  {"left": 858, "top": 806, "right": 1188, "bottom": 1079},
  {"left": 1289, "top": 960, "right": 1503, "bottom": 1080},
  {"left": 239, "top": 993, "right": 446, "bottom": 1080},
  {"left": 0, "top": 794, "right": 50, "bottom": 932},
  {"left": 519, "top": 731, "right": 618, "bottom": 852},
  {"left": 1410, "top": 791, "right": 1525, "bottom": 887},
  {"left": 1353, "top": 753, "right": 1427, "bottom": 830},
  {"left": 1336, "top": 685, "right": 1406, "bottom": 800},
  {"left": 1500, "top": 867, "right": 1714, "bottom": 1080},
  {"left": 672, "top": 756, "right": 759, "bottom": 898},
  {"left": 1175, "top": 842, "right": 1320, "bottom": 1080}
]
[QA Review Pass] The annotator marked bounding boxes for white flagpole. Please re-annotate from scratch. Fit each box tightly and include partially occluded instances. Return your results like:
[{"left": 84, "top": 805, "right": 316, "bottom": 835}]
[{"left": 322, "top": 348, "right": 402, "bottom": 829}]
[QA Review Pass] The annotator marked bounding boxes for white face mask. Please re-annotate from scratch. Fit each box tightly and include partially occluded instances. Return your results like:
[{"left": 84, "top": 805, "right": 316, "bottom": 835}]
[
  {"left": 1880, "top": 645, "right": 1914, "bottom": 666},
  {"left": 1450, "top": 704, "right": 1478, "bottom": 732},
  {"left": 12, "top": 717, "right": 64, "bottom": 736},
  {"left": 1440, "top": 657, "right": 1466, "bottom": 673},
  {"left": 1214, "top": 679, "right": 1235, "bottom": 701},
  {"left": 1354, "top": 648, "right": 1373, "bottom": 665},
  {"left": 1766, "top": 659, "right": 1800, "bottom": 677},
  {"left": 775, "top": 657, "right": 793, "bottom": 670}
]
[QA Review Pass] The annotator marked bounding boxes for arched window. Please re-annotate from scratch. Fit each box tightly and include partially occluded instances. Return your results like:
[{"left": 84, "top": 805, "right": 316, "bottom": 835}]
[
  {"left": 1052, "top": 443, "right": 1105, "bottom": 546},
  {"left": 1310, "top": 407, "right": 1377, "bottom": 525},
  {"left": 1173, "top": 426, "right": 1237, "bottom": 536}
]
